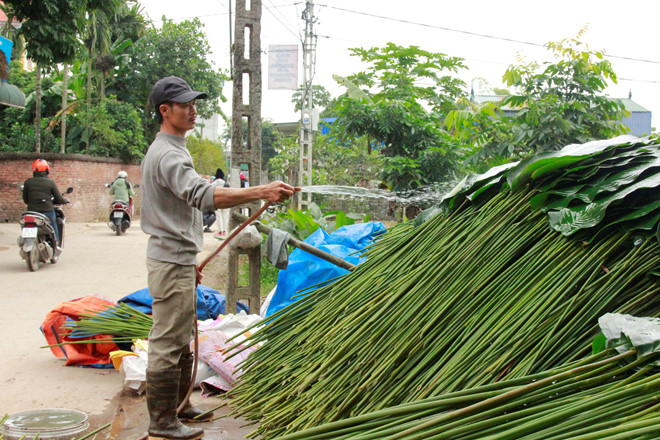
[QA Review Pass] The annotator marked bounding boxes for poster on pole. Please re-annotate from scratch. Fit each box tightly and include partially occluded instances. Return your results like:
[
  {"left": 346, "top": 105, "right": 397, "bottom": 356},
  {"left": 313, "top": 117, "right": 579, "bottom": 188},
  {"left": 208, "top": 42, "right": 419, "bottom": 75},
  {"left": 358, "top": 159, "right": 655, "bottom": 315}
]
[{"left": 268, "top": 45, "right": 298, "bottom": 90}]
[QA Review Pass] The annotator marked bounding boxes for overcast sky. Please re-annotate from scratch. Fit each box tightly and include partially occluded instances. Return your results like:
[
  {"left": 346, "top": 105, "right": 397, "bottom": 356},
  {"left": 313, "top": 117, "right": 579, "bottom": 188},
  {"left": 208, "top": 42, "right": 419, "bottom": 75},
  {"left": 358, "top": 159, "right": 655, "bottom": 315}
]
[{"left": 139, "top": 0, "right": 660, "bottom": 134}]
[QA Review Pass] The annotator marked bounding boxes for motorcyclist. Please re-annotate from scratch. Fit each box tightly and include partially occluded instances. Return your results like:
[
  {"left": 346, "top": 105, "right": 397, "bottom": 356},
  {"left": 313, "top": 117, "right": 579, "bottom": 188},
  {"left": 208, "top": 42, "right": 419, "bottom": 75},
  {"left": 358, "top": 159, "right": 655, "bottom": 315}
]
[
  {"left": 109, "top": 170, "right": 136, "bottom": 205},
  {"left": 22, "top": 159, "right": 69, "bottom": 247}
]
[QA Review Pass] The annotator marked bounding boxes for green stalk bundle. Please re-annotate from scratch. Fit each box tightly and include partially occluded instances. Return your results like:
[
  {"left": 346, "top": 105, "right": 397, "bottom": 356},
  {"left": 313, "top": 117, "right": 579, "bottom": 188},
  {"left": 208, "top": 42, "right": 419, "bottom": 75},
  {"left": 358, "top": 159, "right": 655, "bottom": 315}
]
[
  {"left": 228, "top": 189, "right": 660, "bottom": 439},
  {"left": 226, "top": 138, "right": 660, "bottom": 438},
  {"left": 272, "top": 349, "right": 660, "bottom": 440},
  {"left": 44, "top": 303, "right": 153, "bottom": 347}
]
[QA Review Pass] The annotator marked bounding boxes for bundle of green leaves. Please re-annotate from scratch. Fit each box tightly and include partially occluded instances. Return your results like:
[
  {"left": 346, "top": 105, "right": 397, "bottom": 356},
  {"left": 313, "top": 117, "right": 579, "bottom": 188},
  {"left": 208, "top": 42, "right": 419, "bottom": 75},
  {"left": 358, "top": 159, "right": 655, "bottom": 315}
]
[{"left": 227, "top": 136, "right": 660, "bottom": 439}]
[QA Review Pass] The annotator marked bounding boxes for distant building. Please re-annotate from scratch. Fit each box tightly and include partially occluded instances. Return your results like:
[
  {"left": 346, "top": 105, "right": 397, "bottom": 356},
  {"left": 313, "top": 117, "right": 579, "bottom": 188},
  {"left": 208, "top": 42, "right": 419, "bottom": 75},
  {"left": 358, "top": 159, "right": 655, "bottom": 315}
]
[
  {"left": 470, "top": 92, "right": 653, "bottom": 137},
  {"left": 191, "top": 114, "right": 220, "bottom": 142},
  {"left": 274, "top": 118, "right": 336, "bottom": 136}
]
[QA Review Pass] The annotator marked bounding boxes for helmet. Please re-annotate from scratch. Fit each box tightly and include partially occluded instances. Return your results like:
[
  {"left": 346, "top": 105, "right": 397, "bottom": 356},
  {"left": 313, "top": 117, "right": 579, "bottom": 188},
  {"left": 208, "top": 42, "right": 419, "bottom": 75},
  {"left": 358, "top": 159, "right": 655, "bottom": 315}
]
[
  {"left": 240, "top": 172, "right": 245, "bottom": 179},
  {"left": 32, "top": 159, "right": 49, "bottom": 173},
  {"left": 118, "top": 170, "right": 128, "bottom": 178}
]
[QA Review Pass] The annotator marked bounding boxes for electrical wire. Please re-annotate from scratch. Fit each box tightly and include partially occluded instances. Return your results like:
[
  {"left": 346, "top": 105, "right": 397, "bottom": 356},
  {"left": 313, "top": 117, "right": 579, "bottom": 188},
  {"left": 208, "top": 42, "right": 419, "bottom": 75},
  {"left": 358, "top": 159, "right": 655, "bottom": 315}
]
[
  {"left": 264, "top": 0, "right": 303, "bottom": 42},
  {"left": 316, "top": 3, "right": 660, "bottom": 66}
]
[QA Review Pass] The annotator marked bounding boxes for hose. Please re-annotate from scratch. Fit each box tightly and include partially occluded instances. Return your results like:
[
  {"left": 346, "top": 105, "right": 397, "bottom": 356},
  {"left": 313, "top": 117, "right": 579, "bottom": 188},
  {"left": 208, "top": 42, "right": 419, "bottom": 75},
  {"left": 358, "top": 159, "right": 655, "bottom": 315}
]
[{"left": 176, "top": 201, "right": 274, "bottom": 415}]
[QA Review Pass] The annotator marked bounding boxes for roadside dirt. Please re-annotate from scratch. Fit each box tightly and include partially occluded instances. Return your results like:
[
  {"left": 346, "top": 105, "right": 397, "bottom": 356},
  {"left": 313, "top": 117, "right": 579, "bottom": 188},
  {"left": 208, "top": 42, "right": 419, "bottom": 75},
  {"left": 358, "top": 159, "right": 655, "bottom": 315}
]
[{"left": 0, "top": 221, "right": 254, "bottom": 438}]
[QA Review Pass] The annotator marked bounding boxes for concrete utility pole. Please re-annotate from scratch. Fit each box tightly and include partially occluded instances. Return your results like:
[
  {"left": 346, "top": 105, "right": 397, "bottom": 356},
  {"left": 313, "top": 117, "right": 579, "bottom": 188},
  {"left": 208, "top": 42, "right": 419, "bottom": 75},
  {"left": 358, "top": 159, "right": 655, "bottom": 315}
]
[
  {"left": 297, "top": 0, "right": 317, "bottom": 209},
  {"left": 227, "top": 0, "right": 263, "bottom": 314}
]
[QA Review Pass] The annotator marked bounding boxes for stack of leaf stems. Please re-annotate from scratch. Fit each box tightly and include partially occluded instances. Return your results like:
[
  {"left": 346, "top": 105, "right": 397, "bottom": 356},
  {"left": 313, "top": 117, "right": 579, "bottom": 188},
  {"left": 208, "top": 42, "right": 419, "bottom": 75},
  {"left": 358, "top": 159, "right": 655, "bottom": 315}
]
[
  {"left": 44, "top": 303, "right": 153, "bottom": 347},
  {"left": 227, "top": 189, "right": 660, "bottom": 439},
  {"left": 270, "top": 349, "right": 660, "bottom": 440}
]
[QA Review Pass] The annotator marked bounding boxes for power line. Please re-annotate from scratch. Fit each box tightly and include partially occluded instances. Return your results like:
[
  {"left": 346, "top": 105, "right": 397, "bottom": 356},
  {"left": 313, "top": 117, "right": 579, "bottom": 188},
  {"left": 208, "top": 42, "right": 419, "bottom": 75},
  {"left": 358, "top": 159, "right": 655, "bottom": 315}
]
[
  {"left": 619, "top": 77, "right": 660, "bottom": 84},
  {"left": 150, "top": 12, "right": 229, "bottom": 24},
  {"left": 264, "top": 0, "right": 300, "bottom": 32},
  {"left": 264, "top": 1, "right": 302, "bottom": 42},
  {"left": 317, "top": 4, "right": 660, "bottom": 66}
]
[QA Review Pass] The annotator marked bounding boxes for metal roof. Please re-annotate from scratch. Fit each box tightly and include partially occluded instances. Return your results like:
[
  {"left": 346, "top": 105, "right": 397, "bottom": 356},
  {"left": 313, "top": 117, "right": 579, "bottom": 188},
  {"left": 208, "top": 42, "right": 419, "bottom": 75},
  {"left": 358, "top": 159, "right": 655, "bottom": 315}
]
[
  {"left": 0, "top": 81, "right": 26, "bottom": 108},
  {"left": 612, "top": 98, "right": 650, "bottom": 113}
]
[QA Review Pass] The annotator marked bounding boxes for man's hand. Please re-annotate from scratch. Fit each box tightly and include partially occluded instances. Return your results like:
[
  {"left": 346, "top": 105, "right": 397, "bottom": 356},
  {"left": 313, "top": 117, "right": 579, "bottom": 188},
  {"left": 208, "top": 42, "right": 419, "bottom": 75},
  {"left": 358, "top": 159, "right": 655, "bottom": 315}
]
[
  {"left": 195, "top": 265, "right": 204, "bottom": 286},
  {"left": 262, "top": 181, "right": 296, "bottom": 203}
]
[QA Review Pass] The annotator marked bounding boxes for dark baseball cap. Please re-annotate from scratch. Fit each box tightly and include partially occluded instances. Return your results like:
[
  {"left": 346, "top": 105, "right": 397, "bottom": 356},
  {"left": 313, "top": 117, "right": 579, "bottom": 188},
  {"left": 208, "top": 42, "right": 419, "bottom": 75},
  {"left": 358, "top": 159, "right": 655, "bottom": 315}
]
[{"left": 149, "top": 76, "right": 208, "bottom": 108}]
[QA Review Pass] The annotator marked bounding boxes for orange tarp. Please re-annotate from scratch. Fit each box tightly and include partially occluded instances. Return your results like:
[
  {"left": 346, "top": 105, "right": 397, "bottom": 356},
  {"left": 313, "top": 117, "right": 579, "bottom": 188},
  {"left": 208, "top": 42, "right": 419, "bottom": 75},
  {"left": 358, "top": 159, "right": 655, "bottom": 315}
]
[{"left": 41, "top": 295, "right": 119, "bottom": 366}]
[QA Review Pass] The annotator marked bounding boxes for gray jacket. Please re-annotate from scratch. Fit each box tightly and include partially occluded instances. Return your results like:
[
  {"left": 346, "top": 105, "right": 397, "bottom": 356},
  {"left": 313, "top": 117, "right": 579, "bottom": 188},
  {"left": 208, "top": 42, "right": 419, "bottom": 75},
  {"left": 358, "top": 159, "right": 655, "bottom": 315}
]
[{"left": 140, "top": 132, "right": 216, "bottom": 265}]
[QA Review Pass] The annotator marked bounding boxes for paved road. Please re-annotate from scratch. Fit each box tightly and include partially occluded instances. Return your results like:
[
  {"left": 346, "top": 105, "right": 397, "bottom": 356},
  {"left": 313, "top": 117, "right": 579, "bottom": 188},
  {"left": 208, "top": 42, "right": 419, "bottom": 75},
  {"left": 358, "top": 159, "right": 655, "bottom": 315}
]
[
  {"left": 0, "top": 221, "right": 151, "bottom": 417},
  {"left": 0, "top": 220, "right": 252, "bottom": 438}
]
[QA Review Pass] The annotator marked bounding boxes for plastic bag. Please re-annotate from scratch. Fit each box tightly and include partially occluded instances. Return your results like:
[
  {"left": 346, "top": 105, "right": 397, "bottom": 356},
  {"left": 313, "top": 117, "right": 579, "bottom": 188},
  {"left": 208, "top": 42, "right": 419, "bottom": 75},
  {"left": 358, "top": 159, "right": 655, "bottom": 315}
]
[
  {"left": 265, "top": 222, "right": 386, "bottom": 317},
  {"left": 230, "top": 225, "right": 262, "bottom": 250}
]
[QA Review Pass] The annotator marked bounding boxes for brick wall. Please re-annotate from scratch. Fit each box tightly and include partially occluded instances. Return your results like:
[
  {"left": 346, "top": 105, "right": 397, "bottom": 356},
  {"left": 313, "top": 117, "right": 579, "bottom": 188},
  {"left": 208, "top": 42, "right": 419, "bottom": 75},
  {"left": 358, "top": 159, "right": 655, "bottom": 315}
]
[{"left": 0, "top": 152, "right": 142, "bottom": 223}]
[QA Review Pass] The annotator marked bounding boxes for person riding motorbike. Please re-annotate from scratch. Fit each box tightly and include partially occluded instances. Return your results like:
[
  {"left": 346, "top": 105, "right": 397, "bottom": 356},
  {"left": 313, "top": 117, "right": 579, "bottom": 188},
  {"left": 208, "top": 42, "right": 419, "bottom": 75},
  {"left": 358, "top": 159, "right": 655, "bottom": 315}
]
[
  {"left": 22, "top": 159, "right": 70, "bottom": 247},
  {"left": 109, "top": 170, "right": 136, "bottom": 211}
]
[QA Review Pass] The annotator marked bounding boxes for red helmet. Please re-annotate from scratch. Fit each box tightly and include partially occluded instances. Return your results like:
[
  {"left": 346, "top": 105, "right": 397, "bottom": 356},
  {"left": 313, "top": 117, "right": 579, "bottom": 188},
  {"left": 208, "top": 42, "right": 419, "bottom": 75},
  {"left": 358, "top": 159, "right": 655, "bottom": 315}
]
[{"left": 32, "top": 159, "right": 50, "bottom": 173}]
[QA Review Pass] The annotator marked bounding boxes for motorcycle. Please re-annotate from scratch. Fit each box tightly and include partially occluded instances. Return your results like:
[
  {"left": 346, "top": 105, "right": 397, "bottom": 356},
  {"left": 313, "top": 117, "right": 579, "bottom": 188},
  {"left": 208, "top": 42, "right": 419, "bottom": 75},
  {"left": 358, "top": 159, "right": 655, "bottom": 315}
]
[
  {"left": 106, "top": 183, "right": 139, "bottom": 236},
  {"left": 17, "top": 187, "right": 74, "bottom": 272}
]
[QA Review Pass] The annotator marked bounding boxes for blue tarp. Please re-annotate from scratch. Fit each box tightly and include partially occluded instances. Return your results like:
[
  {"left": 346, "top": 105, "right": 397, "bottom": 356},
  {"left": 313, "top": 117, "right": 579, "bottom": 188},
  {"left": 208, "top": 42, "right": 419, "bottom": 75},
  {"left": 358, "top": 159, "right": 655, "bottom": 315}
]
[
  {"left": 265, "top": 221, "right": 386, "bottom": 317},
  {"left": 118, "top": 284, "right": 248, "bottom": 320}
]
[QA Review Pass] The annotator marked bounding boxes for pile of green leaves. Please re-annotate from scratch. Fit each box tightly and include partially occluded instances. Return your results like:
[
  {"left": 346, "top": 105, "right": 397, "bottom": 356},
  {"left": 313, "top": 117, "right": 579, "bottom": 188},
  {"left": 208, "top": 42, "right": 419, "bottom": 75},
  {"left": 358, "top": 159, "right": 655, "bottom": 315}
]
[
  {"left": 227, "top": 137, "right": 660, "bottom": 439},
  {"left": 441, "top": 135, "right": 660, "bottom": 241}
]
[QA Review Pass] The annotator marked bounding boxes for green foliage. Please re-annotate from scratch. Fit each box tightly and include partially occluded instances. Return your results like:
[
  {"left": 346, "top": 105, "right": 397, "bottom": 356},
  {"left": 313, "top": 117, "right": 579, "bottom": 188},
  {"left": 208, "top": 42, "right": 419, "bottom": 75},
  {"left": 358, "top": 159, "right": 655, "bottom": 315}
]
[
  {"left": 448, "top": 35, "right": 631, "bottom": 173},
  {"left": 0, "top": 122, "right": 58, "bottom": 153},
  {"left": 239, "top": 256, "right": 280, "bottom": 296},
  {"left": 21, "top": 76, "right": 63, "bottom": 123},
  {"left": 65, "top": 98, "right": 146, "bottom": 161},
  {"left": 291, "top": 84, "right": 331, "bottom": 113},
  {"left": 263, "top": 203, "right": 368, "bottom": 242},
  {"left": 334, "top": 43, "right": 467, "bottom": 190},
  {"left": 501, "top": 36, "right": 630, "bottom": 153},
  {"left": 4, "top": 0, "right": 86, "bottom": 66},
  {"left": 186, "top": 136, "right": 227, "bottom": 176},
  {"left": 114, "top": 18, "right": 229, "bottom": 140},
  {"left": 267, "top": 132, "right": 384, "bottom": 186}
]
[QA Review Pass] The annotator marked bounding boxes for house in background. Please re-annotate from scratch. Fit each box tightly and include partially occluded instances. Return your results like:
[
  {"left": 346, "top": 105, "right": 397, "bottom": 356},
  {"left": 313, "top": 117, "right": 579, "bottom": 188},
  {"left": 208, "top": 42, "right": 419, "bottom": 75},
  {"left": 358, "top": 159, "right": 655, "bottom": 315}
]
[
  {"left": 191, "top": 114, "right": 220, "bottom": 142},
  {"left": 470, "top": 91, "right": 653, "bottom": 137}
]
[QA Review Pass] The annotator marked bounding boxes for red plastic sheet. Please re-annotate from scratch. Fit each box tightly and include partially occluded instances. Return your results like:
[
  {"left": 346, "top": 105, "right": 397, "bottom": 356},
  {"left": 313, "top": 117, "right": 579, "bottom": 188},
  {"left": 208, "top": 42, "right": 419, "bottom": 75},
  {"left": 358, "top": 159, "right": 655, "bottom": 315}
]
[{"left": 41, "top": 295, "right": 119, "bottom": 366}]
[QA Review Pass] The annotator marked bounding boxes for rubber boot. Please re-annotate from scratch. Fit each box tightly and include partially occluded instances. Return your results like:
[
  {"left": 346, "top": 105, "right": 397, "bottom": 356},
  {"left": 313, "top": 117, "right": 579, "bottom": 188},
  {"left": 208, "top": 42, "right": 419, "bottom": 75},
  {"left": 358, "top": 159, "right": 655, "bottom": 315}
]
[
  {"left": 146, "top": 369, "right": 204, "bottom": 440},
  {"left": 177, "top": 353, "right": 214, "bottom": 422}
]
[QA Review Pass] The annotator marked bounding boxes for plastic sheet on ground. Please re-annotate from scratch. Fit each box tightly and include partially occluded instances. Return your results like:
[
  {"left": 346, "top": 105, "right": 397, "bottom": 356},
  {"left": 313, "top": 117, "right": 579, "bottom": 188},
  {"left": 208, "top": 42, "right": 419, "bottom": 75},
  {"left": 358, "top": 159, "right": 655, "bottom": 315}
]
[
  {"left": 196, "top": 312, "right": 264, "bottom": 395},
  {"left": 41, "top": 295, "right": 119, "bottom": 367},
  {"left": 599, "top": 313, "right": 660, "bottom": 356},
  {"left": 118, "top": 284, "right": 248, "bottom": 320},
  {"left": 111, "top": 340, "right": 215, "bottom": 391},
  {"left": 265, "top": 221, "right": 386, "bottom": 317}
]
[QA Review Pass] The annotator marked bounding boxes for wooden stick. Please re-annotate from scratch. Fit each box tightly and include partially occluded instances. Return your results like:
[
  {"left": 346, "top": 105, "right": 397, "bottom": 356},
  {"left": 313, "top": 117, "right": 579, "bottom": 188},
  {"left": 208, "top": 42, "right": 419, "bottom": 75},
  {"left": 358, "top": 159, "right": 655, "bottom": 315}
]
[{"left": 231, "top": 211, "right": 357, "bottom": 272}]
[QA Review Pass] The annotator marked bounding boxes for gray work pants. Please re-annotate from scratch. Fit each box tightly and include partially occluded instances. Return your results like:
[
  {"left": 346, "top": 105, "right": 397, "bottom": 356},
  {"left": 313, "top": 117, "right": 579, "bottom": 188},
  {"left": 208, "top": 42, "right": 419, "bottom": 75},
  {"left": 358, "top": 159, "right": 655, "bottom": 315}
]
[{"left": 146, "top": 258, "right": 197, "bottom": 371}]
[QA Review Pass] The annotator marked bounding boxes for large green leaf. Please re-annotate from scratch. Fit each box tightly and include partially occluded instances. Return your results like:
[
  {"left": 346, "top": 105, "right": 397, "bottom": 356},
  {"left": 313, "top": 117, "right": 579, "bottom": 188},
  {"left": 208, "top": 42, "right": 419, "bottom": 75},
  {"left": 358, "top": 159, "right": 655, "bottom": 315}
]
[
  {"left": 441, "top": 162, "right": 516, "bottom": 209},
  {"left": 531, "top": 154, "right": 660, "bottom": 212},
  {"left": 507, "top": 136, "right": 638, "bottom": 191},
  {"left": 548, "top": 173, "right": 660, "bottom": 235}
]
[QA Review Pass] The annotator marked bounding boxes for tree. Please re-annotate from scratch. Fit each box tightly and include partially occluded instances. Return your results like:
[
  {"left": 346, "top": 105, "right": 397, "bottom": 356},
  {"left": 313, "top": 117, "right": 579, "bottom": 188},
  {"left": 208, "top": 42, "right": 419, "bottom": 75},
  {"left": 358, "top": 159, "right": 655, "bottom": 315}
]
[
  {"left": 502, "top": 35, "right": 629, "bottom": 154},
  {"left": 268, "top": 132, "right": 383, "bottom": 186},
  {"left": 86, "top": 0, "right": 146, "bottom": 102},
  {"left": 186, "top": 136, "right": 227, "bottom": 176},
  {"left": 4, "top": 0, "right": 88, "bottom": 152},
  {"left": 448, "top": 34, "right": 631, "bottom": 172},
  {"left": 334, "top": 43, "right": 467, "bottom": 190},
  {"left": 113, "top": 18, "right": 228, "bottom": 141},
  {"left": 64, "top": 97, "right": 147, "bottom": 161},
  {"left": 291, "top": 84, "right": 331, "bottom": 113}
]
